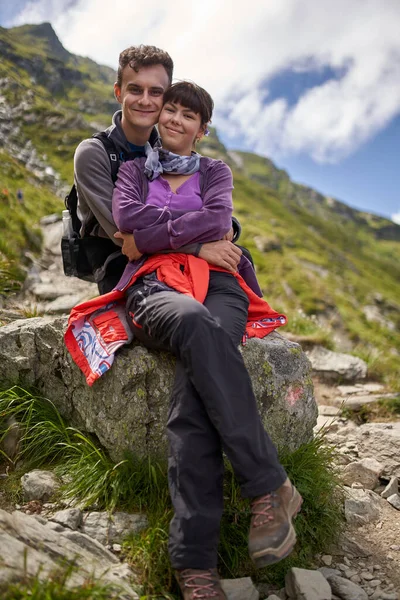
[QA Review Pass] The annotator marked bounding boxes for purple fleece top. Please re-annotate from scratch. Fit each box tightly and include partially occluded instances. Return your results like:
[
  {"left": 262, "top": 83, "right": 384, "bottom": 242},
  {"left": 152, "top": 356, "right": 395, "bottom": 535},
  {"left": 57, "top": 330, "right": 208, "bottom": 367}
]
[
  {"left": 112, "top": 156, "right": 262, "bottom": 296},
  {"left": 146, "top": 172, "right": 203, "bottom": 212}
]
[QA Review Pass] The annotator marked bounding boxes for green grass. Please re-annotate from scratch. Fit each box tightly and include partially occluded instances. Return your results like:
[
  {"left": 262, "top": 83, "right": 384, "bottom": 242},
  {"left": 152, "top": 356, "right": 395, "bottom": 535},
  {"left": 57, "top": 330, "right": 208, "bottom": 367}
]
[
  {"left": 0, "top": 387, "right": 343, "bottom": 598},
  {"left": 0, "top": 561, "right": 131, "bottom": 600}
]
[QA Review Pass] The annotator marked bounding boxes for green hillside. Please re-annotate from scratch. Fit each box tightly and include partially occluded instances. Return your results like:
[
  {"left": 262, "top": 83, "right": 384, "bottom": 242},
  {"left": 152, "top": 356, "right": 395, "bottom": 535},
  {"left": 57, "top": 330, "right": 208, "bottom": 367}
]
[{"left": 1, "top": 23, "right": 399, "bottom": 387}]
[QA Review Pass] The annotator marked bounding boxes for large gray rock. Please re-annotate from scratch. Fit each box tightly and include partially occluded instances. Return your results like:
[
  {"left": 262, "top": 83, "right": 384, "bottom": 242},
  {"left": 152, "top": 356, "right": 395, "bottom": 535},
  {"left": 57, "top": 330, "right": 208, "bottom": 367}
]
[
  {"left": 0, "top": 509, "right": 139, "bottom": 598},
  {"left": 306, "top": 346, "right": 367, "bottom": 382},
  {"left": 0, "top": 316, "right": 317, "bottom": 461}
]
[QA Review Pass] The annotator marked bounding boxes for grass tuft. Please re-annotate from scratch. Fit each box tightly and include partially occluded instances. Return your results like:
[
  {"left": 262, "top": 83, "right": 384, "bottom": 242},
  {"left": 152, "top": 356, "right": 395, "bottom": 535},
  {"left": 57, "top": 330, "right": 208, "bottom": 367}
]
[{"left": 0, "top": 561, "right": 131, "bottom": 600}]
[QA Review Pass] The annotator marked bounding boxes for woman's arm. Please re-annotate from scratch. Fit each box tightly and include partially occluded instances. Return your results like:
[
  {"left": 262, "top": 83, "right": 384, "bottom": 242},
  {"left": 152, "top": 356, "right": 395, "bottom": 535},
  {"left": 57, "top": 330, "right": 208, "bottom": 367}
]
[
  {"left": 112, "top": 160, "right": 172, "bottom": 232},
  {"left": 133, "top": 162, "right": 233, "bottom": 254}
]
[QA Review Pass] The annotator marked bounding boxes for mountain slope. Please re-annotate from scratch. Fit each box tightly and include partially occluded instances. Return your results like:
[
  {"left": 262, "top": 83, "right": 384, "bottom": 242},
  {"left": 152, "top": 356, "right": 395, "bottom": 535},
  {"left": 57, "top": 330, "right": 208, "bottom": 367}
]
[{"left": 0, "top": 22, "right": 399, "bottom": 387}]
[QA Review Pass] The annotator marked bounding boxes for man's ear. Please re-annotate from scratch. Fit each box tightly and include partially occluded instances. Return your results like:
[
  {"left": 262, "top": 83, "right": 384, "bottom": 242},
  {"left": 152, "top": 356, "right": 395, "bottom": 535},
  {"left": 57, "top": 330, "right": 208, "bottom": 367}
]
[{"left": 114, "top": 83, "right": 122, "bottom": 104}]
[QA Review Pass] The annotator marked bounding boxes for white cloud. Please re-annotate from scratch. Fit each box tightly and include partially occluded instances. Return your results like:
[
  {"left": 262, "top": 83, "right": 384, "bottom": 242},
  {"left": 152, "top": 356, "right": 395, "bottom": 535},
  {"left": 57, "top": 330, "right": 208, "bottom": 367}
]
[
  {"left": 7, "top": 0, "right": 400, "bottom": 164},
  {"left": 392, "top": 212, "right": 400, "bottom": 225}
]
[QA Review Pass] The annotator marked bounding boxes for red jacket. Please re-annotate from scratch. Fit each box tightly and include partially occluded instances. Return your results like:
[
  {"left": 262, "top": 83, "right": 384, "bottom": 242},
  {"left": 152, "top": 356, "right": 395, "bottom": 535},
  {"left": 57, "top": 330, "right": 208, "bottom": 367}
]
[{"left": 65, "top": 254, "right": 286, "bottom": 386}]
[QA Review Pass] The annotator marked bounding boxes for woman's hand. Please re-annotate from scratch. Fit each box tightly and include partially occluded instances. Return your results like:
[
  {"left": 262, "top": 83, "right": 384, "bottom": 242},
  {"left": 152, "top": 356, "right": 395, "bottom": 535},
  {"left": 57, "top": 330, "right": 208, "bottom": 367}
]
[{"left": 114, "top": 231, "right": 143, "bottom": 261}]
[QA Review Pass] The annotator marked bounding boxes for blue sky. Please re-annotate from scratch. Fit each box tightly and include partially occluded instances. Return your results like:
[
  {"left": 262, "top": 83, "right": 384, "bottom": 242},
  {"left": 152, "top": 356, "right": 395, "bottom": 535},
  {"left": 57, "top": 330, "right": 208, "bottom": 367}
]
[{"left": 1, "top": 0, "right": 400, "bottom": 222}]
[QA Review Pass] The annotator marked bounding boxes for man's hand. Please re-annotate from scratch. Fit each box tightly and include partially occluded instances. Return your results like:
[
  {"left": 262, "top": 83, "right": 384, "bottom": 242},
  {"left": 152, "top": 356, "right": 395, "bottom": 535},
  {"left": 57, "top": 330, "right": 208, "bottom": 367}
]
[
  {"left": 222, "top": 227, "right": 234, "bottom": 242},
  {"left": 198, "top": 240, "right": 242, "bottom": 273},
  {"left": 114, "top": 231, "right": 143, "bottom": 261}
]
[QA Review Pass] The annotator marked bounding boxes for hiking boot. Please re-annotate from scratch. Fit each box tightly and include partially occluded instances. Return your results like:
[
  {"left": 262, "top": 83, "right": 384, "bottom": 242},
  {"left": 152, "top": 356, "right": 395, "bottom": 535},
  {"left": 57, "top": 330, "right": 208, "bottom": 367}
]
[
  {"left": 248, "top": 477, "right": 302, "bottom": 568},
  {"left": 175, "top": 568, "right": 227, "bottom": 599}
]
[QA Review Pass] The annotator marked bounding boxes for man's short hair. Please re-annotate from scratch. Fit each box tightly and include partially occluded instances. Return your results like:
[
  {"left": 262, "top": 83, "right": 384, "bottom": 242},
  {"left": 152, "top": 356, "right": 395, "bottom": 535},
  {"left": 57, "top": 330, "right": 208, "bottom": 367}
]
[{"left": 117, "top": 45, "right": 174, "bottom": 87}]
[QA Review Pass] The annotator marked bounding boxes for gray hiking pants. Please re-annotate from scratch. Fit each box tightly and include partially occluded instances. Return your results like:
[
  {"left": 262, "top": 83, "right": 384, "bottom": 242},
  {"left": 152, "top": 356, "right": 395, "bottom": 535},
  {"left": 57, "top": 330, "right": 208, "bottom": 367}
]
[{"left": 126, "top": 271, "right": 286, "bottom": 569}]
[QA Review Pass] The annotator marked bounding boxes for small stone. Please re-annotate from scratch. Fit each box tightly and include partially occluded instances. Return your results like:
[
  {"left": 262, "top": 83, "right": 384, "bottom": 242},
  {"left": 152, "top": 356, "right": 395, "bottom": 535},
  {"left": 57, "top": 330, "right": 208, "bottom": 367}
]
[
  {"left": 373, "top": 565, "right": 381, "bottom": 571},
  {"left": 337, "top": 563, "right": 347, "bottom": 571},
  {"left": 369, "top": 580, "right": 382, "bottom": 588},
  {"left": 285, "top": 568, "right": 331, "bottom": 600},
  {"left": 352, "top": 482, "right": 365, "bottom": 489},
  {"left": 329, "top": 575, "right": 368, "bottom": 600},
  {"left": 342, "top": 459, "right": 384, "bottom": 490},
  {"left": 381, "top": 477, "right": 398, "bottom": 499},
  {"left": 221, "top": 577, "right": 259, "bottom": 600},
  {"left": 321, "top": 554, "right": 333, "bottom": 566},
  {"left": 50, "top": 508, "right": 82, "bottom": 530},
  {"left": 381, "top": 594, "right": 399, "bottom": 600},
  {"left": 112, "top": 543, "right": 122, "bottom": 552},
  {"left": 386, "top": 494, "right": 400, "bottom": 510},
  {"left": 266, "top": 596, "right": 282, "bottom": 600},
  {"left": 389, "top": 544, "right": 400, "bottom": 550},
  {"left": 371, "top": 591, "right": 382, "bottom": 600},
  {"left": 318, "top": 567, "right": 341, "bottom": 580},
  {"left": 343, "top": 556, "right": 351, "bottom": 566},
  {"left": 350, "top": 575, "right": 362, "bottom": 584},
  {"left": 345, "top": 569, "right": 359, "bottom": 579},
  {"left": 319, "top": 405, "right": 341, "bottom": 416},
  {"left": 21, "top": 470, "right": 60, "bottom": 503},
  {"left": 358, "top": 562, "right": 366, "bottom": 568},
  {"left": 361, "top": 573, "right": 374, "bottom": 581}
]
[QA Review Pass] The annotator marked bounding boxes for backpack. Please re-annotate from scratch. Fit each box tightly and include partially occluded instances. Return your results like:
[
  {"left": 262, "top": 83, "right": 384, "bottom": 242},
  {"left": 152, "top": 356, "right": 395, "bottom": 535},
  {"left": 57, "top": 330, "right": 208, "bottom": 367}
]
[{"left": 61, "top": 132, "right": 123, "bottom": 283}]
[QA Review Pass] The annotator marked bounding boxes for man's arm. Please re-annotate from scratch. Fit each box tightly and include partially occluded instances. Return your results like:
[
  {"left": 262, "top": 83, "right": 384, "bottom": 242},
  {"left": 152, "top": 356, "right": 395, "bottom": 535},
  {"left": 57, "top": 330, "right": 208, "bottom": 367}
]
[{"left": 74, "top": 139, "right": 121, "bottom": 243}]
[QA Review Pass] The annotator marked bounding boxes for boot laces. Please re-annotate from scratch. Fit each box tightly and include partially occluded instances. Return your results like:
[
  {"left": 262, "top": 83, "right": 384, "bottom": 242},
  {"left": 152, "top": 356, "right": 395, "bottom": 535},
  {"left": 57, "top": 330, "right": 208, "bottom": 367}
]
[
  {"left": 181, "top": 569, "right": 220, "bottom": 598},
  {"left": 251, "top": 492, "right": 279, "bottom": 527}
]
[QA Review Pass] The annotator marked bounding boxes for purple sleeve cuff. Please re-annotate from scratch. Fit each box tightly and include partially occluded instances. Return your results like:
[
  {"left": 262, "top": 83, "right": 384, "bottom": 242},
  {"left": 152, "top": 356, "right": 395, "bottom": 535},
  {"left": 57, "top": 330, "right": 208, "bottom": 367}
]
[{"left": 238, "top": 255, "right": 263, "bottom": 297}]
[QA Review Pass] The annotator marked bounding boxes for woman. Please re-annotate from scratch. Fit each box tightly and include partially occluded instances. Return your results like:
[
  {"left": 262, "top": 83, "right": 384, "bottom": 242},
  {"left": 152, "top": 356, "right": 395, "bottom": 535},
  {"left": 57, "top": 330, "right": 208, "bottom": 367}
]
[{"left": 99, "top": 83, "right": 302, "bottom": 599}]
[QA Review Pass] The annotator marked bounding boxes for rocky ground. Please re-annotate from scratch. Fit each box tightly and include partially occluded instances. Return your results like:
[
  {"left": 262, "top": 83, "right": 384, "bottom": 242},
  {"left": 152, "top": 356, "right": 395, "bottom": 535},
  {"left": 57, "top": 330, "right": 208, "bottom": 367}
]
[{"left": 1, "top": 216, "right": 400, "bottom": 599}]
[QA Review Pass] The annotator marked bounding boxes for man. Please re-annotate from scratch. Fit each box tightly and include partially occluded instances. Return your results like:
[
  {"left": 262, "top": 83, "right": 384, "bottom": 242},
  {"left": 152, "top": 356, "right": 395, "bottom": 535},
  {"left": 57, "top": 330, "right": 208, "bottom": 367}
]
[{"left": 74, "top": 45, "right": 242, "bottom": 293}]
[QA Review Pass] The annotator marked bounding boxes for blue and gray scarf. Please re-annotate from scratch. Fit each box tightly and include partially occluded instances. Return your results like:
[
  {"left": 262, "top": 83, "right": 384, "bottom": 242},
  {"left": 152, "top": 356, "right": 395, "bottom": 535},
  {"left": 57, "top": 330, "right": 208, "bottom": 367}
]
[{"left": 144, "top": 140, "right": 201, "bottom": 181}]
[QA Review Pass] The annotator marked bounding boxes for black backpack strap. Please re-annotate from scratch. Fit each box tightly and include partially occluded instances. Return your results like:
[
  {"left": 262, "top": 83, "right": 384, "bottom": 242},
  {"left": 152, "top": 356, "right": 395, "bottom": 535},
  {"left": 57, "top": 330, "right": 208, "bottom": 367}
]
[{"left": 92, "top": 132, "right": 119, "bottom": 183}]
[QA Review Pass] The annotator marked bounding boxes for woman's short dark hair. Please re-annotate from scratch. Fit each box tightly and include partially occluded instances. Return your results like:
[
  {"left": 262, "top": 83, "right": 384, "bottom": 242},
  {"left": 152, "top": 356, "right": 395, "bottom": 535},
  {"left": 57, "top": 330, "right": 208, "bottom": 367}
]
[
  {"left": 117, "top": 45, "right": 173, "bottom": 87},
  {"left": 163, "top": 81, "right": 214, "bottom": 126}
]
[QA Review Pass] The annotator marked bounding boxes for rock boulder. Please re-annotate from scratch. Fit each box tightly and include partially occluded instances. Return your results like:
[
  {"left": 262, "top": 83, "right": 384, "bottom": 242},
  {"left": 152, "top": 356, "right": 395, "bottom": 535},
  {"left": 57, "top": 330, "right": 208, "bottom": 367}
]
[{"left": 0, "top": 316, "right": 317, "bottom": 461}]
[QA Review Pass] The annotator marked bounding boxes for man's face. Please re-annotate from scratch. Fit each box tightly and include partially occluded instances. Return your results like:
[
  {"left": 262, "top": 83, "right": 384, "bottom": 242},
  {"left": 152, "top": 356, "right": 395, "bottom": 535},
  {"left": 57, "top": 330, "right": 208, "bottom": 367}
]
[{"left": 114, "top": 64, "right": 170, "bottom": 133}]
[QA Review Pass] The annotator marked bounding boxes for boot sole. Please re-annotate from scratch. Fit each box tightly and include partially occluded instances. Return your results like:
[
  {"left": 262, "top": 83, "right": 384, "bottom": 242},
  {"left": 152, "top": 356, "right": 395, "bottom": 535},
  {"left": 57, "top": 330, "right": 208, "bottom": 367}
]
[{"left": 250, "top": 488, "right": 303, "bottom": 568}]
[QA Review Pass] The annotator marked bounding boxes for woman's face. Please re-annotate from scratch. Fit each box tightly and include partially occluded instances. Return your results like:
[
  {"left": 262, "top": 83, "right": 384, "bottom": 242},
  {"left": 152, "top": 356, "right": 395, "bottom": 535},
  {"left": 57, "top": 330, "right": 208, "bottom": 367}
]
[{"left": 158, "top": 101, "right": 205, "bottom": 156}]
